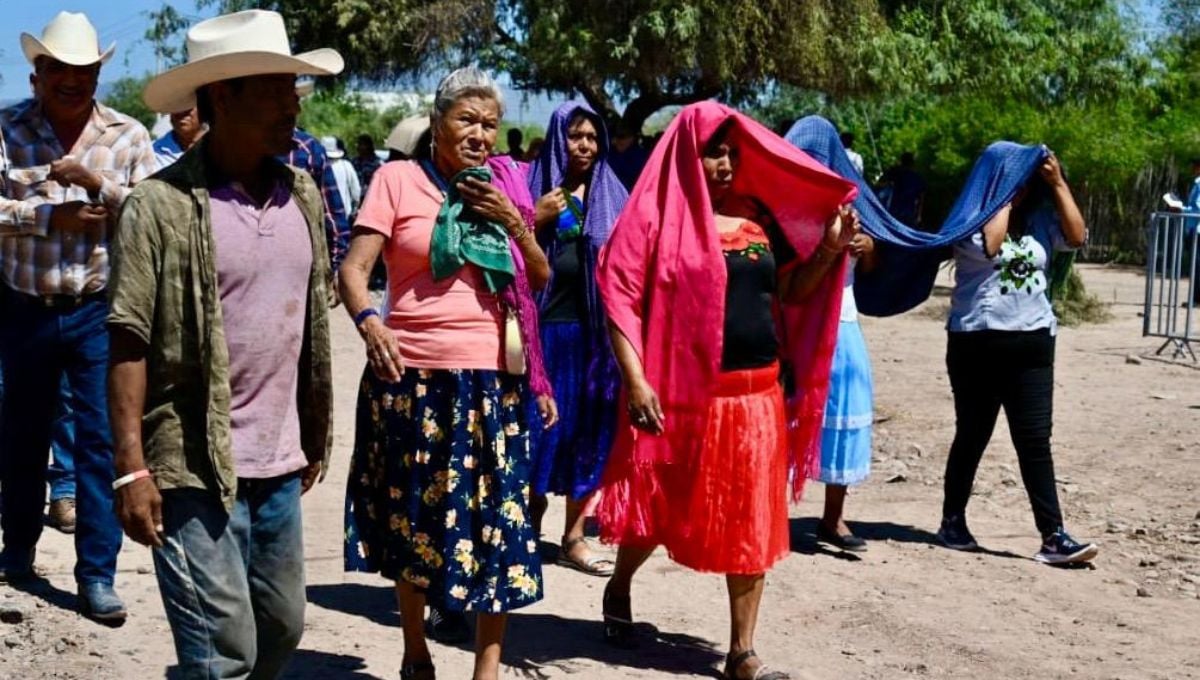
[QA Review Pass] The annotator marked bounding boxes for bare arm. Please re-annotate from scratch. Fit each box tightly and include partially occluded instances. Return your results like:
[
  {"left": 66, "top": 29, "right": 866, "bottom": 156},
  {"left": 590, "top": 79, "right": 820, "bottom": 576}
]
[
  {"left": 982, "top": 204, "right": 1012, "bottom": 258},
  {"left": 608, "top": 321, "right": 664, "bottom": 434},
  {"left": 339, "top": 229, "right": 404, "bottom": 382},
  {"left": 108, "top": 327, "right": 162, "bottom": 548},
  {"left": 1040, "top": 154, "right": 1086, "bottom": 247}
]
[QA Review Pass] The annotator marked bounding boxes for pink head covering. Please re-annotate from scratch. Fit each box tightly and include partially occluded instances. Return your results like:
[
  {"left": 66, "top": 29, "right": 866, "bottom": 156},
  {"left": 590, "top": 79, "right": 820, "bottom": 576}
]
[{"left": 597, "top": 101, "right": 856, "bottom": 497}]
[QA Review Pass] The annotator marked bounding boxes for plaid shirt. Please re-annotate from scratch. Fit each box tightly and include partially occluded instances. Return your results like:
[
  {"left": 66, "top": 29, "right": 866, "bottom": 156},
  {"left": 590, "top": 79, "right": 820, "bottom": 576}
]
[
  {"left": 283, "top": 129, "right": 349, "bottom": 269},
  {"left": 0, "top": 99, "right": 156, "bottom": 296}
]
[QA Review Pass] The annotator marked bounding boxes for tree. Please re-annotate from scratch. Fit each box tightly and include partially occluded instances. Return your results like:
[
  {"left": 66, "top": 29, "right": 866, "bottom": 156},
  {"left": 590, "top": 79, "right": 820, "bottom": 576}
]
[
  {"left": 103, "top": 75, "right": 156, "bottom": 130},
  {"left": 198, "top": 0, "right": 891, "bottom": 133},
  {"left": 145, "top": 3, "right": 192, "bottom": 72}
]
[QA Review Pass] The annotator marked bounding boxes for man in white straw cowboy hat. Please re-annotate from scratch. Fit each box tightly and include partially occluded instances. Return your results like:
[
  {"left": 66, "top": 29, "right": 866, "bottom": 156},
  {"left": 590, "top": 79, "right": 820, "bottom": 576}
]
[
  {"left": 0, "top": 10, "right": 155, "bottom": 624},
  {"left": 107, "top": 9, "right": 341, "bottom": 676}
]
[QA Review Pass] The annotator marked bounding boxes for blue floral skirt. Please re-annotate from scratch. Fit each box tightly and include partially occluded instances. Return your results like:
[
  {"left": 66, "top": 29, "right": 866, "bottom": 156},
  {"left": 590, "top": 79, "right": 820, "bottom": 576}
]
[
  {"left": 344, "top": 367, "right": 543, "bottom": 613},
  {"left": 814, "top": 320, "right": 874, "bottom": 486},
  {"left": 529, "top": 321, "right": 618, "bottom": 499}
]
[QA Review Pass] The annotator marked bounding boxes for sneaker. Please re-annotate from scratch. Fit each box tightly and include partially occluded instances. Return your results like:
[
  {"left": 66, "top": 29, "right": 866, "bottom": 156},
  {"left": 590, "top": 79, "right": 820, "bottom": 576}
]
[
  {"left": 49, "top": 498, "right": 77, "bottom": 534},
  {"left": 425, "top": 607, "right": 470, "bottom": 644},
  {"left": 78, "top": 583, "right": 127, "bottom": 625},
  {"left": 1035, "top": 530, "right": 1099, "bottom": 565},
  {"left": 937, "top": 515, "right": 979, "bottom": 551},
  {"left": 0, "top": 548, "right": 36, "bottom": 583}
]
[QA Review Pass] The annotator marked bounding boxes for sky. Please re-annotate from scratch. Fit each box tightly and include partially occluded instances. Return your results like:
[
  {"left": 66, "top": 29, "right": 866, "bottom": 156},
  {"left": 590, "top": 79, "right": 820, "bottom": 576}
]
[
  {"left": 0, "top": 1, "right": 559, "bottom": 125},
  {"left": 0, "top": 1, "right": 215, "bottom": 102}
]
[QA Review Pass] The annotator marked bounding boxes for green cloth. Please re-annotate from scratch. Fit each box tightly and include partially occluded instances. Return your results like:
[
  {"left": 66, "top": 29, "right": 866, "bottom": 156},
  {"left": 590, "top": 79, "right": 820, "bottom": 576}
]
[
  {"left": 429, "top": 165, "right": 515, "bottom": 292},
  {"left": 107, "top": 140, "right": 334, "bottom": 510}
]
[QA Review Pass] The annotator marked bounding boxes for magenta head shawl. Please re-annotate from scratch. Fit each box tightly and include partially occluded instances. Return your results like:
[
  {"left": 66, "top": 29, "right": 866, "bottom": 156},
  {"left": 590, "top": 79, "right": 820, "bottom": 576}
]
[{"left": 597, "top": 101, "right": 857, "bottom": 498}]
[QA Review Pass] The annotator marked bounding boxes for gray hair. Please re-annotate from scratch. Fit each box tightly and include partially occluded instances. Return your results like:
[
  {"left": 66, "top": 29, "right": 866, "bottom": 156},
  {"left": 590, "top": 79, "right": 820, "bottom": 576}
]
[{"left": 431, "top": 67, "right": 505, "bottom": 128}]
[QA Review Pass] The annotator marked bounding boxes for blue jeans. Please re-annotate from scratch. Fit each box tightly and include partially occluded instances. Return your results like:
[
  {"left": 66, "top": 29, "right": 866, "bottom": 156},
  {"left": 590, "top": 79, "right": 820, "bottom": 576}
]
[
  {"left": 0, "top": 289, "right": 122, "bottom": 585},
  {"left": 153, "top": 473, "right": 306, "bottom": 680},
  {"left": 48, "top": 375, "right": 77, "bottom": 502}
]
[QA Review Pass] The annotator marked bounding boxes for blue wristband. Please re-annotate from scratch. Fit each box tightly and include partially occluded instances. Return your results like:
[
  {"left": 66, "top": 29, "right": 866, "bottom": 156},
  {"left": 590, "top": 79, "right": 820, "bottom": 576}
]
[{"left": 354, "top": 307, "right": 379, "bottom": 326}]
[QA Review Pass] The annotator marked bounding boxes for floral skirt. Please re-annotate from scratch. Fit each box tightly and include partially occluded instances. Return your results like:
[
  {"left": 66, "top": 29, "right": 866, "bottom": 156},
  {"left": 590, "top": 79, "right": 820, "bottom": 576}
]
[
  {"left": 344, "top": 367, "right": 543, "bottom": 613},
  {"left": 813, "top": 320, "right": 874, "bottom": 486},
  {"left": 529, "top": 321, "right": 618, "bottom": 499},
  {"left": 596, "top": 363, "right": 790, "bottom": 575}
]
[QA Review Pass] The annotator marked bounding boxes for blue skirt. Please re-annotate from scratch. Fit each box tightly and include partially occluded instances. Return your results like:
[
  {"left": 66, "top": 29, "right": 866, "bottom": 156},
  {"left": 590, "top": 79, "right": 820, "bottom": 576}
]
[
  {"left": 344, "top": 367, "right": 543, "bottom": 613},
  {"left": 529, "top": 321, "right": 618, "bottom": 499},
  {"left": 815, "top": 320, "right": 874, "bottom": 486}
]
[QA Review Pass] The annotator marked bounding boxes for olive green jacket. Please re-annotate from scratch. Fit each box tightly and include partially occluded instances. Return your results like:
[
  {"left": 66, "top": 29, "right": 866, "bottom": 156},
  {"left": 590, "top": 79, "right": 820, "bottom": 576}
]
[{"left": 107, "top": 140, "right": 333, "bottom": 510}]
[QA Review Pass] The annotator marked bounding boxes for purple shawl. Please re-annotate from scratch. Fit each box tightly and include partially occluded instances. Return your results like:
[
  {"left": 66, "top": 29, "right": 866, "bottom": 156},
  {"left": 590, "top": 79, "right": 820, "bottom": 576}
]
[
  {"left": 487, "top": 155, "right": 552, "bottom": 398},
  {"left": 527, "top": 101, "right": 627, "bottom": 407}
]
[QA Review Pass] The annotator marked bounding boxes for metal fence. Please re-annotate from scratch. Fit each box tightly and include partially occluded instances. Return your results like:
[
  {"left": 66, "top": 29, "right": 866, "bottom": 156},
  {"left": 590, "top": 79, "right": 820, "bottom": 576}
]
[{"left": 1143, "top": 212, "right": 1198, "bottom": 361}]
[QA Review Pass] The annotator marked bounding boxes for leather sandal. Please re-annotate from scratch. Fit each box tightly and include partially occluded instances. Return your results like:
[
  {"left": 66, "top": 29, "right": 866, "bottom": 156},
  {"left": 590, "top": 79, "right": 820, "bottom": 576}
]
[
  {"left": 557, "top": 536, "right": 615, "bottom": 577},
  {"left": 399, "top": 660, "right": 435, "bottom": 680},
  {"left": 602, "top": 581, "right": 637, "bottom": 648},
  {"left": 724, "top": 649, "right": 790, "bottom": 680}
]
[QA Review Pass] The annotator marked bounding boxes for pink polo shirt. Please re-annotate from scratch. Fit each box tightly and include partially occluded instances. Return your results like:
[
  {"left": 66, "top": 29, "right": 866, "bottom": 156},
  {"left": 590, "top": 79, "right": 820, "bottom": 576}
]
[
  {"left": 355, "top": 161, "right": 503, "bottom": 370},
  {"left": 210, "top": 181, "right": 312, "bottom": 479}
]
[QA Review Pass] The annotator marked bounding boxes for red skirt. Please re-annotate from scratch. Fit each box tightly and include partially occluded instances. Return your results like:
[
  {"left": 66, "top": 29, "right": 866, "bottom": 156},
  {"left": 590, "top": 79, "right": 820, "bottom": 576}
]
[{"left": 597, "top": 363, "right": 790, "bottom": 574}]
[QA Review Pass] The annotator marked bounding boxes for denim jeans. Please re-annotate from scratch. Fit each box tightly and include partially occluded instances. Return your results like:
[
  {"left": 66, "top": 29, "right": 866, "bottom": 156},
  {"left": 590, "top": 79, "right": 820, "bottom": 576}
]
[
  {"left": 943, "top": 329, "right": 1063, "bottom": 537},
  {"left": 0, "top": 288, "right": 122, "bottom": 585},
  {"left": 48, "top": 374, "right": 77, "bottom": 502},
  {"left": 153, "top": 473, "right": 307, "bottom": 680}
]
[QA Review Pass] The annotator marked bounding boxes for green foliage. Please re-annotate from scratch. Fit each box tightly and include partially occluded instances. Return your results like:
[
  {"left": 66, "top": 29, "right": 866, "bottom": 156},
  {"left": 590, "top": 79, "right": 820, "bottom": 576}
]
[
  {"left": 297, "top": 88, "right": 414, "bottom": 149},
  {"left": 1053, "top": 266, "right": 1113, "bottom": 326},
  {"left": 102, "top": 76, "right": 156, "bottom": 130}
]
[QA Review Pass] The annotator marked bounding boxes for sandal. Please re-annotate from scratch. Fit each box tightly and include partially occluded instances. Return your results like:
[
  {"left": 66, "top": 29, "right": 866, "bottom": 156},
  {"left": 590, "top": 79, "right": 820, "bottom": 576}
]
[
  {"left": 724, "top": 649, "right": 790, "bottom": 680},
  {"left": 557, "top": 536, "right": 616, "bottom": 577},
  {"left": 399, "top": 660, "right": 435, "bottom": 680},
  {"left": 602, "top": 581, "right": 637, "bottom": 648}
]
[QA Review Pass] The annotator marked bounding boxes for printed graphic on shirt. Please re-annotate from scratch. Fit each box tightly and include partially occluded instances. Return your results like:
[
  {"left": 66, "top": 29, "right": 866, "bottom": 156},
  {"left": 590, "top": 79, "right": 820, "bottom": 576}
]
[{"left": 994, "top": 235, "right": 1046, "bottom": 296}]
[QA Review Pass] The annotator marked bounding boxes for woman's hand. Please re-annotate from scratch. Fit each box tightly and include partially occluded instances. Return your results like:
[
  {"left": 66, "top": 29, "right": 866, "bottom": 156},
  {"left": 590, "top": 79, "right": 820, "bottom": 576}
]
[
  {"left": 536, "top": 395, "right": 559, "bottom": 430},
  {"left": 534, "top": 190, "right": 567, "bottom": 230},
  {"left": 626, "top": 377, "right": 665, "bottom": 435},
  {"left": 457, "top": 176, "right": 524, "bottom": 234},
  {"left": 1038, "top": 151, "right": 1066, "bottom": 188},
  {"left": 822, "top": 206, "right": 861, "bottom": 251},
  {"left": 849, "top": 232, "right": 875, "bottom": 258},
  {"left": 359, "top": 316, "right": 404, "bottom": 383}
]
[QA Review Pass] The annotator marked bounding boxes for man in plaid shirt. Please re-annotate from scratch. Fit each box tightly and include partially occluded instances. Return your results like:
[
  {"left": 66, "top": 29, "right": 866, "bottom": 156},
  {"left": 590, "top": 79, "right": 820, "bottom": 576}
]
[
  {"left": 284, "top": 128, "right": 350, "bottom": 271},
  {"left": 0, "top": 12, "right": 155, "bottom": 623}
]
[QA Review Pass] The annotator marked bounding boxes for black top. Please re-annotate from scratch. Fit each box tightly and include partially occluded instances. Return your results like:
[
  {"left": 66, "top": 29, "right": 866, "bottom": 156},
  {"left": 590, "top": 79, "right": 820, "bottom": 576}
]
[
  {"left": 720, "top": 220, "right": 794, "bottom": 371},
  {"left": 541, "top": 236, "right": 587, "bottom": 322}
]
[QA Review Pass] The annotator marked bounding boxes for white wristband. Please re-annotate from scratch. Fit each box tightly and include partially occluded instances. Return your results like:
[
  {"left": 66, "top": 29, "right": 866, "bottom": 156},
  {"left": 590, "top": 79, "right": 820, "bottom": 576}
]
[{"left": 112, "top": 469, "right": 152, "bottom": 491}]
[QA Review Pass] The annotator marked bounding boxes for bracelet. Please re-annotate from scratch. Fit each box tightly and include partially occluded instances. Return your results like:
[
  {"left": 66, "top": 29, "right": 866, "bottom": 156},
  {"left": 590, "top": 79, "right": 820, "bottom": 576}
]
[
  {"left": 511, "top": 223, "right": 533, "bottom": 242},
  {"left": 354, "top": 307, "right": 379, "bottom": 327},
  {"left": 112, "top": 469, "right": 152, "bottom": 491}
]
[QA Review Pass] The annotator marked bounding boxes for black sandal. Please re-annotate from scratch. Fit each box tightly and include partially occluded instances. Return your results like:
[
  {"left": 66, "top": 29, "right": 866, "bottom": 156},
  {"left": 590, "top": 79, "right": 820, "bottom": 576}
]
[
  {"left": 724, "top": 649, "right": 790, "bottom": 680},
  {"left": 399, "top": 660, "right": 435, "bottom": 680},
  {"left": 602, "top": 581, "right": 637, "bottom": 648}
]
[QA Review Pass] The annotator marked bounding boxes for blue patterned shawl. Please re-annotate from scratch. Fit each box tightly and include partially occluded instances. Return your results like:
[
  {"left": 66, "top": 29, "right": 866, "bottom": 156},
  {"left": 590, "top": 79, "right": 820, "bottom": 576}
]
[{"left": 785, "top": 116, "right": 1050, "bottom": 316}]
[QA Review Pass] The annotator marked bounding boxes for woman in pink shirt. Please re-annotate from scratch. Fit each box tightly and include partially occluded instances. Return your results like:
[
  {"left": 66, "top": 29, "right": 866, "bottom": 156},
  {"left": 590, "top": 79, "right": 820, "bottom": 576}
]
[{"left": 338, "top": 67, "right": 554, "bottom": 680}]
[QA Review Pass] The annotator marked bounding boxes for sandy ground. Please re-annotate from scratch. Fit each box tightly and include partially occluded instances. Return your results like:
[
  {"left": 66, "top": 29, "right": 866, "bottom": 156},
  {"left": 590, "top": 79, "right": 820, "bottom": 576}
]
[{"left": 1, "top": 263, "right": 1197, "bottom": 680}]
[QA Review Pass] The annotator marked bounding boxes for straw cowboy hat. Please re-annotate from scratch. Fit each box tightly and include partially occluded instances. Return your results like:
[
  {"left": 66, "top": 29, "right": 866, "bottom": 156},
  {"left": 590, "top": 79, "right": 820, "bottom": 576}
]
[
  {"left": 386, "top": 115, "right": 432, "bottom": 156},
  {"left": 320, "top": 136, "right": 344, "bottom": 159},
  {"left": 21, "top": 11, "right": 115, "bottom": 67},
  {"left": 144, "top": 9, "right": 343, "bottom": 114}
]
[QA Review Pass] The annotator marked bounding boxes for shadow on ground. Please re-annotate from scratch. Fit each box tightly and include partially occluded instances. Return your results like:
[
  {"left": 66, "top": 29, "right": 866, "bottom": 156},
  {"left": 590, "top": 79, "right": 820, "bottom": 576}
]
[
  {"left": 789, "top": 517, "right": 1025, "bottom": 561},
  {"left": 308, "top": 583, "right": 723, "bottom": 677},
  {"left": 306, "top": 583, "right": 401, "bottom": 628},
  {"left": 504, "top": 612, "right": 723, "bottom": 678}
]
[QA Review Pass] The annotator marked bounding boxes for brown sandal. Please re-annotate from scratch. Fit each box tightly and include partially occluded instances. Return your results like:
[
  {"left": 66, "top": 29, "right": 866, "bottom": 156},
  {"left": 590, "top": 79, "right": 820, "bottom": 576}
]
[
  {"left": 399, "top": 660, "right": 435, "bottom": 680},
  {"left": 557, "top": 536, "right": 615, "bottom": 577},
  {"left": 724, "top": 649, "right": 790, "bottom": 680}
]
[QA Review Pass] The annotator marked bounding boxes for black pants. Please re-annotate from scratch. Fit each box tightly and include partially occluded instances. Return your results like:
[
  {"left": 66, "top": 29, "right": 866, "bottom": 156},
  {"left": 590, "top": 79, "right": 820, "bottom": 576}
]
[{"left": 942, "top": 329, "right": 1063, "bottom": 537}]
